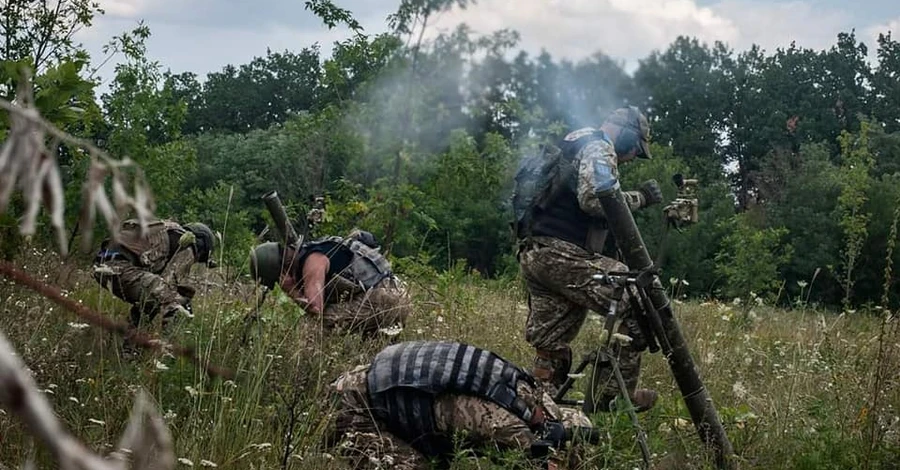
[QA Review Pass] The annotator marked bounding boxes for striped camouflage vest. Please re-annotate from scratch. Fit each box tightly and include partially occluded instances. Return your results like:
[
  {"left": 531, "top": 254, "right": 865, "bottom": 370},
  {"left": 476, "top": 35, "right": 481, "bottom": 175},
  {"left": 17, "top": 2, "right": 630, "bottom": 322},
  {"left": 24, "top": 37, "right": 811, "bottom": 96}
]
[{"left": 366, "top": 341, "right": 538, "bottom": 456}]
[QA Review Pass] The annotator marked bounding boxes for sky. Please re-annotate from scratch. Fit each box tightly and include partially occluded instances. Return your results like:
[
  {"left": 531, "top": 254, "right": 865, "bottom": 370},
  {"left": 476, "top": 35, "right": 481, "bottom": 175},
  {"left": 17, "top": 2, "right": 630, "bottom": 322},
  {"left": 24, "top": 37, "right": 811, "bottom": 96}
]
[{"left": 75, "top": 0, "right": 900, "bottom": 88}]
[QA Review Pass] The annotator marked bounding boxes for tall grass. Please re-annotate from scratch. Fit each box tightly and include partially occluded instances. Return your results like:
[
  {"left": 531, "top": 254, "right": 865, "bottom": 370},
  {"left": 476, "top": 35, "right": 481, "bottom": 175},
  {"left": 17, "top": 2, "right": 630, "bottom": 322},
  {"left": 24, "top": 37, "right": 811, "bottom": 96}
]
[{"left": 0, "top": 248, "right": 897, "bottom": 469}]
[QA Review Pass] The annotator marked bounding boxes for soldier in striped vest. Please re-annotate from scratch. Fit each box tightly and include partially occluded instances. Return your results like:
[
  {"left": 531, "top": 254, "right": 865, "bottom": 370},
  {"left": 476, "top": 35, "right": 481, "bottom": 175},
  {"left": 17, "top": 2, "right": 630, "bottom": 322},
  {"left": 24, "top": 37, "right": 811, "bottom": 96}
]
[{"left": 326, "top": 341, "right": 596, "bottom": 469}]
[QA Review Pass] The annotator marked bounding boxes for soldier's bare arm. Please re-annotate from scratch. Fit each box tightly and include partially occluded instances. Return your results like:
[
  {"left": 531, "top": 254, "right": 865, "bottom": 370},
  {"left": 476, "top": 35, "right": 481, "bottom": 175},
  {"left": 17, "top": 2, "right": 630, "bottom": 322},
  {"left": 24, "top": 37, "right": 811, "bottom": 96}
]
[{"left": 301, "top": 252, "right": 330, "bottom": 314}]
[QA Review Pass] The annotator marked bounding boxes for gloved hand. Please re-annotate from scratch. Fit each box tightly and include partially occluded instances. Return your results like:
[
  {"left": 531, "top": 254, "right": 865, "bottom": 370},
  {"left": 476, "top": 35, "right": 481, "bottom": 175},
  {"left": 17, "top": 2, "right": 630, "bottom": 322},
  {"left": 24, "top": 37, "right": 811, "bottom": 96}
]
[
  {"left": 639, "top": 179, "right": 663, "bottom": 207},
  {"left": 178, "top": 231, "right": 197, "bottom": 248}
]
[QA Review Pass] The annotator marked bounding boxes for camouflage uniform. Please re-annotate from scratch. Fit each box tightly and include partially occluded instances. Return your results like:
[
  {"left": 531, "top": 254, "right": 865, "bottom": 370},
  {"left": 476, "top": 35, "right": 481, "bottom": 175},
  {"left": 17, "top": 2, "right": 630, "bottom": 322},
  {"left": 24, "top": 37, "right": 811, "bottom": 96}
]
[
  {"left": 287, "top": 236, "right": 412, "bottom": 336},
  {"left": 93, "top": 219, "right": 197, "bottom": 329},
  {"left": 518, "top": 127, "right": 652, "bottom": 407},
  {"left": 322, "top": 274, "right": 412, "bottom": 335},
  {"left": 328, "top": 343, "right": 593, "bottom": 470}
]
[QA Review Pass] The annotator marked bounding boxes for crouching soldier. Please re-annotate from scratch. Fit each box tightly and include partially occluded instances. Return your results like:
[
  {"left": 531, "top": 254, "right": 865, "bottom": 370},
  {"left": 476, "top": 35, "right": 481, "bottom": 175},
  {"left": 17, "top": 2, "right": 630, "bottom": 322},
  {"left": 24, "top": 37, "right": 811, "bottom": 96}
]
[
  {"left": 249, "top": 229, "right": 411, "bottom": 336},
  {"left": 92, "top": 218, "right": 216, "bottom": 335},
  {"left": 326, "top": 340, "right": 598, "bottom": 470}
]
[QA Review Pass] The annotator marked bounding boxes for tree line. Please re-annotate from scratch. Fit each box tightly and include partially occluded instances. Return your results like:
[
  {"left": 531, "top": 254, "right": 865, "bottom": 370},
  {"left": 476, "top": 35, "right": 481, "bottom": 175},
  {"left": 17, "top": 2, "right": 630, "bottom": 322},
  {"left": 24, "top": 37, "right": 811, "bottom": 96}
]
[{"left": 2, "top": 0, "right": 899, "bottom": 310}]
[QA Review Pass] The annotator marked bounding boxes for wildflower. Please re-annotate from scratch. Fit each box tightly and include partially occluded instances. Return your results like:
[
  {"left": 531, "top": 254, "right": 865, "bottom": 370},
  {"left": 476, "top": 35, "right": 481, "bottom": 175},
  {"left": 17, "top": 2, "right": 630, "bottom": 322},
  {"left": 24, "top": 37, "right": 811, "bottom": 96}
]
[
  {"left": 178, "top": 458, "right": 194, "bottom": 466},
  {"left": 378, "top": 325, "right": 403, "bottom": 337},
  {"left": 155, "top": 360, "right": 169, "bottom": 371},
  {"left": 797, "top": 280, "right": 808, "bottom": 288},
  {"left": 68, "top": 322, "right": 90, "bottom": 330},
  {"left": 223, "top": 380, "right": 237, "bottom": 388},
  {"left": 88, "top": 418, "right": 106, "bottom": 426},
  {"left": 681, "top": 279, "right": 690, "bottom": 286},
  {"left": 68, "top": 396, "right": 79, "bottom": 404},
  {"left": 674, "top": 418, "right": 691, "bottom": 430},
  {"left": 732, "top": 297, "right": 741, "bottom": 306},
  {"left": 669, "top": 277, "right": 678, "bottom": 285},
  {"left": 732, "top": 381, "right": 748, "bottom": 399},
  {"left": 200, "top": 460, "right": 218, "bottom": 467},
  {"left": 185, "top": 386, "right": 199, "bottom": 397}
]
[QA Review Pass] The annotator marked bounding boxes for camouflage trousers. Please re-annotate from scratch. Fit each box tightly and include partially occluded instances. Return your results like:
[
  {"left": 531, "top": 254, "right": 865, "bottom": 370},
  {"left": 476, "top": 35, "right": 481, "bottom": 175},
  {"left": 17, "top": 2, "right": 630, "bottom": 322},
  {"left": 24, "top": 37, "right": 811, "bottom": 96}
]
[
  {"left": 519, "top": 236, "right": 644, "bottom": 404},
  {"left": 327, "top": 365, "right": 592, "bottom": 469},
  {"left": 92, "top": 259, "right": 185, "bottom": 329},
  {"left": 323, "top": 276, "right": 413, "bottom": 336}
]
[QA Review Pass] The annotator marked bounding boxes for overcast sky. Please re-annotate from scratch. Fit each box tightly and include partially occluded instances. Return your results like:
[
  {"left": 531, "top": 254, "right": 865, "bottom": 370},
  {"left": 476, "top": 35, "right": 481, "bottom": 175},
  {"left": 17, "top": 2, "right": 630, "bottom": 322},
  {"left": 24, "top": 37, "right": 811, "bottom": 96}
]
[{"left": 76, "top": 0, "right": 900, "bottom": 88}]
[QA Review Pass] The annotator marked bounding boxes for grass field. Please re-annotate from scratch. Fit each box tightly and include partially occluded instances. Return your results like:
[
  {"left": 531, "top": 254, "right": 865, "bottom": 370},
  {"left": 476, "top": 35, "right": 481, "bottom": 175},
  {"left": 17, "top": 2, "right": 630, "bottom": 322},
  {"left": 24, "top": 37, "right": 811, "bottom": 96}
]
[{"left": 1, "top": 248, "right": 898, "bottom": 469}]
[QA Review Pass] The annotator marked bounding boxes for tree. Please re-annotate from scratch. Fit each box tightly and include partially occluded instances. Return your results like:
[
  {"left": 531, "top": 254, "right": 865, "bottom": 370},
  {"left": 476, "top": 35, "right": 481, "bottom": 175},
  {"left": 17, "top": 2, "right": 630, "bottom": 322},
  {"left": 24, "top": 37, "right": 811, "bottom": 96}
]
[
  {"left": 100, "top": 24, "right": 191, "bottom": 214},
  {"left": 0, "top": 0, "right": 103, "bottom": 72}
]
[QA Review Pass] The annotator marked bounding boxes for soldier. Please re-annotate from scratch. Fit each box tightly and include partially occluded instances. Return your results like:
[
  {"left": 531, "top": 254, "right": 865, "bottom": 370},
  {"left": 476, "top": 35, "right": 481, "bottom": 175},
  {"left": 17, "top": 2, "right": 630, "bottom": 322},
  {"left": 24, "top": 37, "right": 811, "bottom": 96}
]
[
  {"left": 512, "top": 106, "right": 663, "bottom": 413},
  {"left": 92, "top": 219, "right": 216, "bottom": 333},
  {"left": 327, "top": 340, "right": 597, "bottom": 470},
  {"left": 249, "top": 229, "right": 411, "bottom": 335}
]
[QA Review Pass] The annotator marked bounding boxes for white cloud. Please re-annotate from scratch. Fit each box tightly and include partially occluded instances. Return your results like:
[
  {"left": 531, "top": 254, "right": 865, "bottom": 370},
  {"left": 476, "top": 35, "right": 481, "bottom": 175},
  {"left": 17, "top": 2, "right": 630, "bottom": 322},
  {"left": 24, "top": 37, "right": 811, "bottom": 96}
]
[
  {"left": 710, "top": 0, "right": 849, "bottom": 53},
  {"left": 426, "top": 0, "right": 740, "bottom": 63},
  {"left": 423, "top": 0, "right": 860, "bottom": 67},
  {"left": 96, "top": 0, "right": 153, "bottom": 18}
]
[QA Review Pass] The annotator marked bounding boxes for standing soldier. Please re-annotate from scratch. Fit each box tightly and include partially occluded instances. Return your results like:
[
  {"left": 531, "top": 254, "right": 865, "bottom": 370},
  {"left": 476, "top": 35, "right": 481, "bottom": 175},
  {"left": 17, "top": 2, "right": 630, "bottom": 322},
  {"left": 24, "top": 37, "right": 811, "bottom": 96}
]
[
  {"left": 327, "top": 340, "right": 597, "bottom": 470},
  {"left": 249, "top": 229, "right": 411, "bottom": 336},
  {"left": 512, "top": 106, "right": 663, "bottom": 413},
  {"left": 93, "top": 219, "right": 216, "bottom": 336}
]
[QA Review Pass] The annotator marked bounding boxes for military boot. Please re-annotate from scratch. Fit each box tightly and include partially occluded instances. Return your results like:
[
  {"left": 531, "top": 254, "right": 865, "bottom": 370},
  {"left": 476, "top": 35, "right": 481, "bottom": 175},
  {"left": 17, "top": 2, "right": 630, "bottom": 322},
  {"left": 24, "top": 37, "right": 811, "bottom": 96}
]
[{"left": 533, "top": 347, "right": 573, "bottom": 393}]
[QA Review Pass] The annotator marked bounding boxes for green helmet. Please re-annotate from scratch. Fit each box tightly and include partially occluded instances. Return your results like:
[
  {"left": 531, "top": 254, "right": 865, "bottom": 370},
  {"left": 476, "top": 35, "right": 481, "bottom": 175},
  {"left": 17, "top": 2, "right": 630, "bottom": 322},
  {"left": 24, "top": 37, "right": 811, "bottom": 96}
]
[
  {"left": 249, "top": 242, "right": 283, "bottom": 289},
  {"left": 185, "top": 222, "right": 215, "bottom": 262}
]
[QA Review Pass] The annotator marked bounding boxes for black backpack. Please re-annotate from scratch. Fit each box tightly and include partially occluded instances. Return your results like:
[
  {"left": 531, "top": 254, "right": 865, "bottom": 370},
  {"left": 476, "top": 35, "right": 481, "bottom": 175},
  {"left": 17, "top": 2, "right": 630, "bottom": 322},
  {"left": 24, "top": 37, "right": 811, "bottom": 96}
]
[{"left": 511, "top": 142, "right": 576, "bottom": 240}]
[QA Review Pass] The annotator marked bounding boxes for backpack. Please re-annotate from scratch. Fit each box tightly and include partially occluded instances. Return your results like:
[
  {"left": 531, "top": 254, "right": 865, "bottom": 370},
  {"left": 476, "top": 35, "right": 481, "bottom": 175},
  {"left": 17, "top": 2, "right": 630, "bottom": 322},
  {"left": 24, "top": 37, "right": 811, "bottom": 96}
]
[{"left": 510, "top": 142, "right": 577, "bottom": 240}]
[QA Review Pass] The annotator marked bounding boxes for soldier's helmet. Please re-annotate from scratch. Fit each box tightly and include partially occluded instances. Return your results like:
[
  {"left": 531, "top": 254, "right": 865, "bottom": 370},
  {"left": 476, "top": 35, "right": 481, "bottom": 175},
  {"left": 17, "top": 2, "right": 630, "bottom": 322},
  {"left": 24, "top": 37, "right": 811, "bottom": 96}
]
[
  {"left": 605, "top": 106, "right": 652, "bottom": 159},
  {"left": 185, "top": 222, "right": 215, "bottom": 262},
  {"left": 249, "top": 242, "right": 283, "bottom": 289}
]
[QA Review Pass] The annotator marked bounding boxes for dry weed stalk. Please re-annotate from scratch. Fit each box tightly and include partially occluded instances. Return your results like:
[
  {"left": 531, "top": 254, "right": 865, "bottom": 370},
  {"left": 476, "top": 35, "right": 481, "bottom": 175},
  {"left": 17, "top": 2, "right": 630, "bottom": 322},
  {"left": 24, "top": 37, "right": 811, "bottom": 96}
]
[
  {"left": 0, "top": 331, "right": 175, "bottom": 470},
  {"left": 0, "top": 72, "right": 213, "bottom": 468},
  {"left": 0, "top": 73, "right": 155, "bottom": 256}
]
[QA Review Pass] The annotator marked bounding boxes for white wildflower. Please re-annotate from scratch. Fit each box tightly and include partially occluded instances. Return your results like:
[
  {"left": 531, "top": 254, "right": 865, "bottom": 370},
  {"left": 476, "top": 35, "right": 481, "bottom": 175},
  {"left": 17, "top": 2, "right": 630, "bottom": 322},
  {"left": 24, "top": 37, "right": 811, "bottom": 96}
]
[
  {"left": 178, "top": 458, "right": 194, "bottom": 466},
  {"left": 155, "top": 360, "right": 169, "bottom": 371},
  {"left": 88, "top": 418, "right": 106, "bottom": 426},
  {"left": 797, "top": 280, "right": 808, "bottom": 288},
  {"left": 68, "top": 396, "right": 79, "bottom": 404},
  {"left": 67, "top": 322, "right": 90, "bottom": 330},
  {"left": 185, "top": 386, "right": 199, "bottom": 397},
  {"left": 732, "top": 381, "right": 748, "bottom": 399},
  {"left": 378, "top": 324, "right": 404, "bottom": 337},
  {"left": 200, "top": 460, "right": 218, "bottom": 467}
]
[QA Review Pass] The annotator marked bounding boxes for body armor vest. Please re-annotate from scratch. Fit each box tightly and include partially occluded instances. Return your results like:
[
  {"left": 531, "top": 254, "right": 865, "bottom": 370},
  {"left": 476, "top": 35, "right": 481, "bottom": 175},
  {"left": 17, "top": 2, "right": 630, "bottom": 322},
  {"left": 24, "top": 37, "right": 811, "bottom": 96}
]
[
  {"left": 367, "top": 341, "right": 538, "bottom": 456},
  {"left": 107, "top": 219, "right": 184, "bottom": 273},
  {"left": 305, "top": 236, "right": 392, "bottom": 289},
  {"left": 530, "top": 130, "right": 611, "bottom": 252}
]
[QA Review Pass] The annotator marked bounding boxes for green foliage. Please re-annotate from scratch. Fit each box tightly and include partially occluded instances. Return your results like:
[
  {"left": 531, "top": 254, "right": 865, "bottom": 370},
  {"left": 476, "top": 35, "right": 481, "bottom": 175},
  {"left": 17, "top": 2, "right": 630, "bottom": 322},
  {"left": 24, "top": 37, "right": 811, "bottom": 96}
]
[
  {"left": 714, "top": 213, "right": 794, "bottom": 300},
  {"left": 836, "top": 121, "right": 875, "bottom": 306},
  {"left": 179, "top": 182, "right": 256, "bottom": 273},
  {"left": 0, "top": 0, "right": 103, "bottom": 70}
]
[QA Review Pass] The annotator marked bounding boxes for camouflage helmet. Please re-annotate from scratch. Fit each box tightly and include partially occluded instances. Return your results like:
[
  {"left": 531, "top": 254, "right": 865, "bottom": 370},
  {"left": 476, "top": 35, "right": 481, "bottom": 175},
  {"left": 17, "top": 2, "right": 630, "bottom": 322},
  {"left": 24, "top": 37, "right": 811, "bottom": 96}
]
[
  {"left": 249, "top": 242, "right": 283, "bottom": 289},
  {"left": 185, "top": 222, "right": 215, "bottom": 262},
  {"left": 605, "top": 106, "right": 652, "bottom": 159}
]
